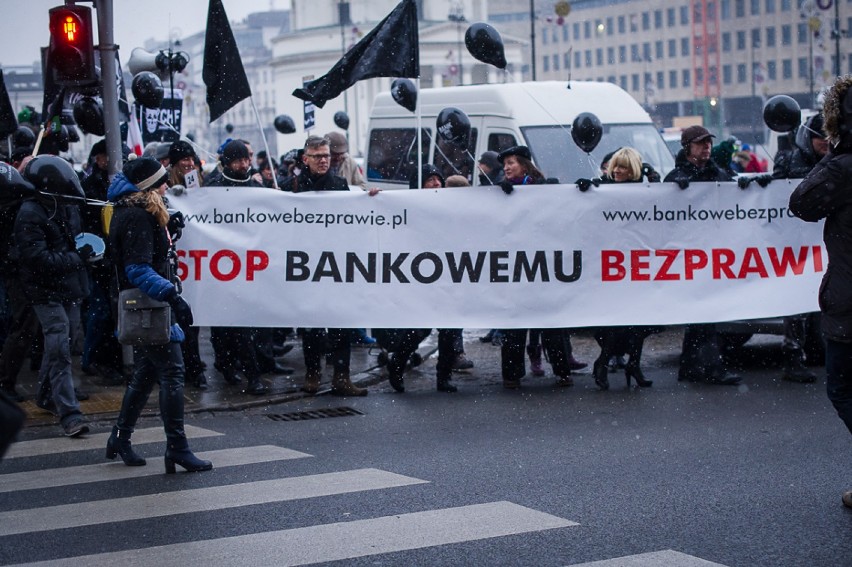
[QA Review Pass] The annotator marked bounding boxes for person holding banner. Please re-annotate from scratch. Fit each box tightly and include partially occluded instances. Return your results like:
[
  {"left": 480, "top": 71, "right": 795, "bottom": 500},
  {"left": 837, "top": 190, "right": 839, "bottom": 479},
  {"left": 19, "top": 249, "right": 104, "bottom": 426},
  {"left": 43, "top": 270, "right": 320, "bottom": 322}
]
[
  {"left": 789, "top": 75, "right": 852, "bottom": 508},
  {"left": 283, "top": 136, "right": 368, "bottom": 396},
  {"left": 167, "top": 140, "right": 203, "bottom": 189},
  {"left": 496, "top": 146, "right": 576, "bottom": 389},
  {"left": 584, "top": 147, "right": 661, "bottom": 390},
  {"left": 664, "top": 126, "right": 741, "bottom": 386}
]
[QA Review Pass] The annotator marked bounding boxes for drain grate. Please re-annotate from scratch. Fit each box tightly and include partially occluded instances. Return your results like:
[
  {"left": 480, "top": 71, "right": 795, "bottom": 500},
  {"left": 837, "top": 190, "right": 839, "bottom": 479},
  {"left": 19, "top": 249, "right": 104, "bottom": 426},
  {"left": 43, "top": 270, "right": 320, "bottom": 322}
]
[{"left": 266, "top": 406, "right": 364, "bottom": 422}]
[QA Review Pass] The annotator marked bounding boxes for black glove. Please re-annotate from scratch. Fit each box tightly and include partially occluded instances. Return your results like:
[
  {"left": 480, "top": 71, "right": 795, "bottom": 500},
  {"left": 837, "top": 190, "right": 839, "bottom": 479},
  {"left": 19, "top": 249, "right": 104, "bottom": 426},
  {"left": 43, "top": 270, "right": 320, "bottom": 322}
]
[
  {"left": 737, "top": 176, "right": 752, "bottom": 189},
  {"left": 672, "top": 177, "right": 690, "bottom": 190},
  {"left": 755, "top": 174, "right": 773, "bottom": 188},
  {"left": 499, "top": 180, "right": 514, "bottom": 195},
  {"left": 167, "top": 211, "right": 185, "bottom": 239},
  {"left": 641, "top": 163, "right": 661, "bottom": 182},
  {"left": 168, "top": 294, "right": 194, "bottom": 328},
  {"left": 575, "top": 178, "right": 592, "bottom": 192},
  {"left": 77, "top": 243, "right": 96, "bottom": 262},
  {"left": 544, "top": 177, "right": 560, "bottom": 184}
]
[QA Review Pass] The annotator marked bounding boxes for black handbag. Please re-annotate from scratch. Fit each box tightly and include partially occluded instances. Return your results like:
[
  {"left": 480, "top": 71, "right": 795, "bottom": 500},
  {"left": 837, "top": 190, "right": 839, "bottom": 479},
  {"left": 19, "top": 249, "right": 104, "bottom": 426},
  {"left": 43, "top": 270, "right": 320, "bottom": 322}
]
[{"left": 117, "top": 288, "right": 171, "bottom": 346}]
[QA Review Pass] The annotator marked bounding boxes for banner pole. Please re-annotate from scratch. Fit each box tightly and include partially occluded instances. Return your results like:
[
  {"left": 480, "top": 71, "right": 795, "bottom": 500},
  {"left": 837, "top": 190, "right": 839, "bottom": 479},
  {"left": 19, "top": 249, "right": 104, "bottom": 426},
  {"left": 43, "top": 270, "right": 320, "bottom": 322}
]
[
  {"left": 416, "top": 77, "right": 422, "bottom": 189},
  {"left": 249, "top": 96, "right": 279, "bottom": 190}
]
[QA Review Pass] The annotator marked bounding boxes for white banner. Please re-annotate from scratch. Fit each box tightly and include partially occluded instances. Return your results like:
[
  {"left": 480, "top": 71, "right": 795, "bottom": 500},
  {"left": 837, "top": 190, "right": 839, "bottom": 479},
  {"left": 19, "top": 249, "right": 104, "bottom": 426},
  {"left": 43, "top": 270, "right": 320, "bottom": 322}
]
[{"left": 172, "top": 181, "right": 824, "bottom": 328}]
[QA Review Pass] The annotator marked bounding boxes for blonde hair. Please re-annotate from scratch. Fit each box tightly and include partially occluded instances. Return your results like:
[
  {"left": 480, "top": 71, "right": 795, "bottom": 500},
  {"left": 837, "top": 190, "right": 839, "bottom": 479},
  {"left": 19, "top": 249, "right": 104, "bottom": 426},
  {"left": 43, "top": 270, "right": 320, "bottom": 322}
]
[
  {"left": 606, "top": 147, "right": 643, "bottom": 181},
  {"left": 122, "top": 189, "right": 170, "bottom": 227}
]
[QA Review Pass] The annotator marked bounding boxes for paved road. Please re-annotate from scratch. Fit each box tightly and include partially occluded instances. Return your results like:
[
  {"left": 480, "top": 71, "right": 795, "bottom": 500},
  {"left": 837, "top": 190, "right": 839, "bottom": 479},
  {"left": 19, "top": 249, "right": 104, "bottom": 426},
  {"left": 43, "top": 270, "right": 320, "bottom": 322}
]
[{"left": 1, "top": 330, "right": 848, "bottom": 566}]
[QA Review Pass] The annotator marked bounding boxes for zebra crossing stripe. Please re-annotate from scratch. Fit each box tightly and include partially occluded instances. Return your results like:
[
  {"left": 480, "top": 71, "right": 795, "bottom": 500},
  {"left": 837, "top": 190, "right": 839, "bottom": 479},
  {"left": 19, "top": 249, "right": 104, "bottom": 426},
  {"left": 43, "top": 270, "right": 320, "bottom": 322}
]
[
  {"left": 3, "top": 425, "right": 223, "bottom": 459},
  {"left": 566, "top": 549, "right": 729, "bottom": 566},
  {"left": 0, "top": 468, "right": 427, "bottom": 537},
  {"left": 0, "top": 445, "right": 311, "bottom": 493},
  {"left": 14, "top": 501, "right": 577, "bottom": 566}
]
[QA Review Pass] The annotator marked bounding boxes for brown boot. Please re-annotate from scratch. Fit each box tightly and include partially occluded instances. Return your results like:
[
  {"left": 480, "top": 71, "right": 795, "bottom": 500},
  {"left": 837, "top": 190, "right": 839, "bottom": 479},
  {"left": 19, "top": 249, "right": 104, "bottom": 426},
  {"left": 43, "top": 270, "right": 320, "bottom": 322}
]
[
  {"left": 301, "top": 369, "right": 322, "bottom": 394},
  {"left": 331, "top": 370, "right": 367, "bottom": 397}
]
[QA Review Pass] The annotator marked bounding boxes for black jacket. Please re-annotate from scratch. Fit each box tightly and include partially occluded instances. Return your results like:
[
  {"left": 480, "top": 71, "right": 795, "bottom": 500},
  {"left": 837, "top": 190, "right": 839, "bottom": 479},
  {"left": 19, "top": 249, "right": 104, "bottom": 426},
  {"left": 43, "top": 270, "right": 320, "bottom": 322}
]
[
  {"left": 773, "top": 144, "right": 821, "bottom": 179},
  {"left": 204, "top": 167, "right": 263, "bottom": 189},
  {"left": 664, "top": 150, "right": 733, "bottom": 184},
  {"left": 282, "top": 168, "right": 349, "bottom": 192},
  {"left": 789, "top": 151, "right": 852, "bottom": 342},
  {"left": 13, "top": 199, "right": 88, "bottom": 304}
]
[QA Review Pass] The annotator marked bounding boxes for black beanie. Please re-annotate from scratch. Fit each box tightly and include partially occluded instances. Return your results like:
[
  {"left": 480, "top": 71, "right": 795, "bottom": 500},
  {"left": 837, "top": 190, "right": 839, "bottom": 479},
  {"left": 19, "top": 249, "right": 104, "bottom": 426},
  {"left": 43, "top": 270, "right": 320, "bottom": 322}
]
[
  {"left": 123, "top": 157, "right": 168, "bottom": 191},
  {"left": 220, "top": 140, "right": 250, "bottom": 165},
  {"left": 169, "top": 140, "right": 197, "bottom": 165}
]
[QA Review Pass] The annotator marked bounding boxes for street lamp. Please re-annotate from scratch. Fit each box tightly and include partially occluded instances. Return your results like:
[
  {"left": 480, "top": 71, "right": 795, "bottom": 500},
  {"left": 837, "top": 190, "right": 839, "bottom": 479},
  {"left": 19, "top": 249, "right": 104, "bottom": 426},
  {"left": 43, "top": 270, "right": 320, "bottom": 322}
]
[{"left": 448, "top": 2, "right": 465, "bottom": 86}]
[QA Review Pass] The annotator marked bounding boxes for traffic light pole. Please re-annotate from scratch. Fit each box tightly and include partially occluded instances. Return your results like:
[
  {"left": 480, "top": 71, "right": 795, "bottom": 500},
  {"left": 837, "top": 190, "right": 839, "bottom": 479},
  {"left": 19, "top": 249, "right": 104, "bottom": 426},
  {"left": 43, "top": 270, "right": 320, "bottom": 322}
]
[{"left": 93, "top": 0, "right": 121, "bottom": 177}]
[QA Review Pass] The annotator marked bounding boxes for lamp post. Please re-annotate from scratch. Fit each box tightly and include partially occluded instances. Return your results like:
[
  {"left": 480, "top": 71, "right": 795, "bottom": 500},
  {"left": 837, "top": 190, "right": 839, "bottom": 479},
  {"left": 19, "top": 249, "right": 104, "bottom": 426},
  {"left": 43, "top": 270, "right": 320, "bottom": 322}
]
[
  {"left": 529, "top": 0, "right": 537, "bottom": 80},
  {"left": 448, "top": 2, "right": 465, "bottom": 86}
]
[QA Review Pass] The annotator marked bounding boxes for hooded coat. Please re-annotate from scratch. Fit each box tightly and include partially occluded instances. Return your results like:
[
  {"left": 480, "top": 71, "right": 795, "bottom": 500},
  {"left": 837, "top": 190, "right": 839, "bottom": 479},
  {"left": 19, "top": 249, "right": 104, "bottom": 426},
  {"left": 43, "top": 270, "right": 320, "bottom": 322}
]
[{"left": 789, "top": 75, "right": 852, "bottom": 342}]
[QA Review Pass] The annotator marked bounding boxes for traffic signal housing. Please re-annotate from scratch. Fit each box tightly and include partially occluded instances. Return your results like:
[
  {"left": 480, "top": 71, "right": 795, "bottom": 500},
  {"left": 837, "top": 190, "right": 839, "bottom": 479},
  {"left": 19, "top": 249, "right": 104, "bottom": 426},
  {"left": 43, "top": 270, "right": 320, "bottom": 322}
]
[{"left": 48, "top": 5, "right": 96, "bottom": 86}]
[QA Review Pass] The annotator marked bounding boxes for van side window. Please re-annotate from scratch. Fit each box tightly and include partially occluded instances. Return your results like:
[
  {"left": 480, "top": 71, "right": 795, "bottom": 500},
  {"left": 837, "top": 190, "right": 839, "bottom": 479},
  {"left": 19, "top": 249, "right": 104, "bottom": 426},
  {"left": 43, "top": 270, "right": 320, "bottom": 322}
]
[
  {"left": 487, "top": 133, "right": 517, "bottom": 153},
  {"left": 433, "top": 128, "right": 478, "bottom": 183},
  {"left": 366, "top": 128, "right": 431, "bottom": 183}
]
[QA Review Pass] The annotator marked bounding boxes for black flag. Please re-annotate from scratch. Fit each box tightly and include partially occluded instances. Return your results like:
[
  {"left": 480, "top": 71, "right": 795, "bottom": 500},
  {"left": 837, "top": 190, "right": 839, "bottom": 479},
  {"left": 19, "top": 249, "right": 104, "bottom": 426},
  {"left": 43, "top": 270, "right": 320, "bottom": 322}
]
[
  {"left": 293, "top": 0, "right": 419, "bottom": 109},
  {"left": 203, "top": 0, "right": 252, "bottom": 123},
  {"left": 0, "top": 70, "right": 17, "bottom": 138}
]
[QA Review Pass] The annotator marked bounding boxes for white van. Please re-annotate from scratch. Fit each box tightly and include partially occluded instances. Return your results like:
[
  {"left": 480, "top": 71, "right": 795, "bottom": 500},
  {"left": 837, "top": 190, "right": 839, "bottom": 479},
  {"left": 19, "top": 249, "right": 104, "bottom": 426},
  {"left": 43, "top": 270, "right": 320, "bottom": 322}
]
[{"left": 365, "top": 80, "right": 675, "bottom": 189}]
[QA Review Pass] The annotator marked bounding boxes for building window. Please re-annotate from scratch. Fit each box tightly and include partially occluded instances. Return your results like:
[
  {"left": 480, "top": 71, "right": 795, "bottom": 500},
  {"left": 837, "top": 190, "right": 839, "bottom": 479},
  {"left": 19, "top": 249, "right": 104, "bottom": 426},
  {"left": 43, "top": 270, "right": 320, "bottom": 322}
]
[
  {"left": 656, "top": 71, "right": 665, "bottom": 89},
  {"left": 737, "top": 63, "right": 747, "bottom": 82},
  {"left": 781, "top": 0, "right": 791, "bottom": 10},
  {"left": 642, "top": 12, "right": 650, "bottom": 30},
  {"left": 781, "top": 24, "right": 791, "bottom": 45},
  {"left": 751, "top": 0, "right": 760, "bottom": 14},
  {"left": 798, "top": 57, "right": 808, "bottom": 78},
  {"left": 542, "top": 26, "right": 549, "bottom": 45},
  {"left": 620, "top": 75, "right": 628, "bottom": 90},
  {"left": 608, "top": 75, "right": 617, "bottom": 84},
  {"left": 594, "top": 19, "right": 603, "bottom": 36},
  {"left": 575, "top": 51, "right": 582, "bottom": 68},
  {"left": 562, "top": 25, "right": 569, "bottom": 42},
  {"left": 721, "top": 0, "right": 731, "bottom": 18},
  {"left": 596, "top": 48, "right": 603, "bottom": 66},
  {"left": 643, "top": 42, "right": 651, "bottom": 61},
  {"left": 585, "top": 50, "right": 592, "bottom": 67},
  {"left": 782, "top": 58, "right": 792, "bottom": 79},
  {"left": 752, "top": 28, "right": 761, "bottom": 48},
  {"left": 737, "top": 30, "right": 746, "bottom": 50},
  {"left": 667, "top": 7, "right": 676, "bottom": 26},
  {"left": 669, "top": 70, "right": 677, "bottom": 89},
  {"left": 584, "top": 21, "right": 591, "bottom": 39},
  {"left": 723, "top": 64, "right": 732, "bottom": 84},
  {"left": 607, "top": 47, "right": 615, "bottom": 64},
  {"left": 680, "top": 5, "right": 689, "bottom": 24},
  {"left": 797, "top": 22, "right": 808, "bottom": 44},
  {"left": 573, "top": 22, "right": 580, "bottom": 38},
  {"left": 722, "top": 32, "right": 732, "bottom": 51},
  {"left": 564, "top": 52, "right": 571, "bottom": 70},
  {"left": 694, "top": 3, "right": 703, "bottom": 24},
  {"left": 766, "top": 27, "right": 776, "bottom": 47},
  {"left": 668, "top": 39, "right": 677, "bottom": 57},
  {"left": 619, "top": 45, "right": 627, "bottom": 63},
  {"left": 735, "top": 0, "right": 745, "bottom": 17},
  {"left": 632, "top": 74, "right": 640, "bottom": 91},
  {"left": 681, "top": 37, "right": 690, "bottom": 57},
  {"left": 654, "top": 10, "right": 663, "bottom": 28},
  {"left": 655, "top": 40, "right": 664, "bottom": 59},
  {"left": 553, "top": 54, "right": 560, "bottom": 71},
  {"left": 766, "top": 60, "right": 776, "bottom": 79},
  {"left": 543, "top": 56, "right": 549, "bottom": 72},
  {"left": 766, "top": 0, "right": 775, "bottom": 13},
  {"left": 606, "top": 17, "right": 614, "bottom": 36},
  {"left": 682, "top": 69, "right": 691, "bottom": 87},
  {"left": 618, "top": 15, "right": 625, "bottom": 34},
  {"left": 696, "top": 67, "right": 704, "bottom": 86}
]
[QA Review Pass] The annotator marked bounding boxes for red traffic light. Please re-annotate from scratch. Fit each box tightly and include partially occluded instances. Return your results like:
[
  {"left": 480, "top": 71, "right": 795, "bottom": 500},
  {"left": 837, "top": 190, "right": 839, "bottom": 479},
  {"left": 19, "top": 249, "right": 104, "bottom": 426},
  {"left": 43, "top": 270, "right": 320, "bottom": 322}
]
[{"left": 48, "top": 5, "right": 96, "bottom": 84}]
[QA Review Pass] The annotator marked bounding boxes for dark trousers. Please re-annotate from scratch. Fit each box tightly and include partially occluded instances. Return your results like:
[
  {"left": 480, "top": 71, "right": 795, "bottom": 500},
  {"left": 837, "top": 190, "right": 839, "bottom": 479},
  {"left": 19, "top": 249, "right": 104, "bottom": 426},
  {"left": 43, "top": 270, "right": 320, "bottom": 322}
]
[
  {"left": 210, "top": 326, "right": 261, "bottom": 379},
  {"left": 302, "top": 328, "right": 352, "bottom": 373},
  {"left": 393, "top": 329, "right": 455, "bottom": 380},
  {"left": 826, "top": 339, "right": 852, "bottom": 436},
  {"left": 180, "top": 325, "right": 203, "bottom": 378},
  {"left": 0, "top": 278, "right": 39, "bottom": 390},
  {"left": 679, "top": 324, "right": 726, "bottom": 379},
  {"left": 500, "top": 328, "right": 571, "bottom": 381}
]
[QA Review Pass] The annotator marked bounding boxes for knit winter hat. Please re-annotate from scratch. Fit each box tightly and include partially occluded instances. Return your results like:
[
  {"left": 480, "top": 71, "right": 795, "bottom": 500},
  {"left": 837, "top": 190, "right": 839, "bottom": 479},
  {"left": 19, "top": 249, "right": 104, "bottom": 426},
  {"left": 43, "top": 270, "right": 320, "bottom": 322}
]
[
  {"left": 123, "top": 156, "right": 168, "bottom": 191},
  {"left": 220, "top": 139, "right": 250, "bottom": 165},
  {"left": 169, "top": 140, "right": 197, "bottom": 165},
  {"left": 478, "top": 151, "right": 500, "bottom": 171}
]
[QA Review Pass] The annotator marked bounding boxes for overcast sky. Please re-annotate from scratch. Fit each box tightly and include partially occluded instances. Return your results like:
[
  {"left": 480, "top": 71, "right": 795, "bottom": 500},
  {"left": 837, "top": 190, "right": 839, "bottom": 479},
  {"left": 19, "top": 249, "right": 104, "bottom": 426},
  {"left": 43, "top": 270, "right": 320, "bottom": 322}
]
[{"left": 1, "top": 0, "right": 290, "bottom": 68}]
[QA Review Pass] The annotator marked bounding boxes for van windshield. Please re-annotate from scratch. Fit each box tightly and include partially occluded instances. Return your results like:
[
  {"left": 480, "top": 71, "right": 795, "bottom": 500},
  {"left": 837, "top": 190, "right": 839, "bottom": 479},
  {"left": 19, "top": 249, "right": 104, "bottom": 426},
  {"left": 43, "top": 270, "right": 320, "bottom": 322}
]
[{"left": 521, "top": 124, "right": 675, "bottom": 182}]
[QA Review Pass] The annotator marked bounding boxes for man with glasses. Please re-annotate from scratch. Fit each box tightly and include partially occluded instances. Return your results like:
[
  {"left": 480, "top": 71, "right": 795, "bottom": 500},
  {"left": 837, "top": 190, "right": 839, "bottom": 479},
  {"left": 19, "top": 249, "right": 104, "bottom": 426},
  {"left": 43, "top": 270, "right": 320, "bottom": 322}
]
[{"left": 282, "top": 136, "right": 367, "bottom": 396}]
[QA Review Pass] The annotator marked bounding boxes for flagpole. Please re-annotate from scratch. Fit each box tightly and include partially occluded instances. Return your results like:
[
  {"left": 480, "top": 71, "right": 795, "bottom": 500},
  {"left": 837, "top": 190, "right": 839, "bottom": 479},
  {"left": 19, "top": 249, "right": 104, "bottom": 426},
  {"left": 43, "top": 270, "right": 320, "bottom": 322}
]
[
  {"left": 249, "top": 97, "right": 279, "bottom": 190},
  {"left": 416, "top": 77, "right": 422, "bottom": 189}
]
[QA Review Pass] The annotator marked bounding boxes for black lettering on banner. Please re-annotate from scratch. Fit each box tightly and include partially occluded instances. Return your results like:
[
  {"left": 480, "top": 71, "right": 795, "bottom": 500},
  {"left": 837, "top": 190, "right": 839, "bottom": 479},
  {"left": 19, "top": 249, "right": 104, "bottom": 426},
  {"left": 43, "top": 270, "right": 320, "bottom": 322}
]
[
  {"left": 446, "top": 251, "right": 487, "bottom": 282},
  {"left": 312, "top": 251, "right": 342, "bottom": 282},
  {"left": 346, "top": 252, "right": 377, "bottom": 282},
  {"left": 513, "top": 251, "right": 549, "bottom": 282},
  {"left": 490, "top": 251, "right": 510, "bottom": 283},
  {"left": 382, "top": 252, "right": 410, "bottom": 283},
  {"left": 554, "top": 250, "right": 582, "bottom": 282},
  {"left": 286, "top": 251, "right": 310, "bottom": 281},
  {"left": 411, "top": 252, "right": 443, "bottom": 283}
]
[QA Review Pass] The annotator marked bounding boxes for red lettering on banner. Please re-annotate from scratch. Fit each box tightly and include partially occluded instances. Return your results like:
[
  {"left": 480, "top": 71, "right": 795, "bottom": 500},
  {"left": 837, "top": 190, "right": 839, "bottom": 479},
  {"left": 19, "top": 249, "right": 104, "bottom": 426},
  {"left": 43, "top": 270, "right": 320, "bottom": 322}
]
[
  {"left": 737, "top": 247, "right": 769, "bottom": 278},
  {"left": 210, "top": 250, "right": 241, "bottom": 281},
  {"left": 684, "top": 249, "right": 708, "bottom": 280},
  {"left": 601, "top": 250, "right": 626, "bottom": 281},
  {"left": 631, "top": 250, "right": 650, "bottom": 281},
  {"left": 813, "top": 245, "right": 823, "bottom": 272},
  {"left": 654, "top": 250, "right": 680, "bottom": 281},
  {"left": 767, "top": 246, "right": 809, "bottom": 276},
  {"left": 188, "top": 249, "right": 209, "bottom": 281},
  {"left": 712, "top": 248, "right": 736, "bottom": 279},
  {"left": 246, "top": 250, "right": 269, "bottom": 281},
  {"left": 176, "top": 249, "right": 268, "bottom": 281}
]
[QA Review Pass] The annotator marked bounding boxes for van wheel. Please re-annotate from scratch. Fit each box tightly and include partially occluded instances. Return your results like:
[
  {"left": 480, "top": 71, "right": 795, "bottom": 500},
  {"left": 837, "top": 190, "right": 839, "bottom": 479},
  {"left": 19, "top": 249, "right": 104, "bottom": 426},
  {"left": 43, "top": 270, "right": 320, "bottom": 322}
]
[
  {"left": 803, "top": 312, "right": 825, "bottom": 366},
  {"left": 718, "top": 332, "right": 753, "bottom": 352}
]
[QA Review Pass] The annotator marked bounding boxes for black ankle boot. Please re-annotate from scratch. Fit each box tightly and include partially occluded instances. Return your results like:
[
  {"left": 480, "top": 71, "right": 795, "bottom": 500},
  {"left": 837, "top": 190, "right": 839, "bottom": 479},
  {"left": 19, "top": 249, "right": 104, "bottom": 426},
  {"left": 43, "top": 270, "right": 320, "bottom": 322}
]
[
  {"left": 436, "top": 376, "right": 457, "bottom": 393},
  {"left": 164, "top": 441, "right": 213, "bottom": 474},
  {"left": 105, "top": 426, "right": 146, "bottom": 466},
  {"left": 244, "top": 376, "right": 268, "bottom": 395},
  {"left": 625, "top": 363, "right": 653, "bottom": 387},
  {"left": 593, "top": 356, "right": 610, "bottom": 391}
]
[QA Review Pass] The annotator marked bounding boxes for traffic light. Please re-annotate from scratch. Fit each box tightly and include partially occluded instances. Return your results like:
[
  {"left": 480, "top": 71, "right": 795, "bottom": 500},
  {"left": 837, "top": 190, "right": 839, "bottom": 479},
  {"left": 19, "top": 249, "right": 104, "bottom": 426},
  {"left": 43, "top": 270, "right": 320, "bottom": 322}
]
[{"left": 48, "top": 5, "right": 96, "bottom": 85}]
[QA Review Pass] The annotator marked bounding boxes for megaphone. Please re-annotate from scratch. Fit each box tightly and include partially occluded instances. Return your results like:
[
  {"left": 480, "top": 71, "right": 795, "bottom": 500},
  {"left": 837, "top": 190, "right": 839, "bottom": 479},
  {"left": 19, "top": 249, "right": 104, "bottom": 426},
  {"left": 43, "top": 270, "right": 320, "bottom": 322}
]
[{"left": 127, "top": 48, "right": 170, "bottom": 80}]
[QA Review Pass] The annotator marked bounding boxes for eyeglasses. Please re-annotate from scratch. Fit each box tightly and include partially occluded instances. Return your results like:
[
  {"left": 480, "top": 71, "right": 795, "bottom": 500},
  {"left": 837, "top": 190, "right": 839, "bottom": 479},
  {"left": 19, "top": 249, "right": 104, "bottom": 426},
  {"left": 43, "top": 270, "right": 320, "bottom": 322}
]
[{"left": 305, "top": 153, "right": 331, "bottom": 161}]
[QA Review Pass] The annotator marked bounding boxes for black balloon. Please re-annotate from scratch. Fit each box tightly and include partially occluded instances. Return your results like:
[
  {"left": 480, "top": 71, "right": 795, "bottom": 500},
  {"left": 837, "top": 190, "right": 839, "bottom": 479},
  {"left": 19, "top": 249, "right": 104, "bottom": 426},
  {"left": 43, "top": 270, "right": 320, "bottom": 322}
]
[
  {"left": 391, "top": 78, "right": 417, "bottom": 112},
  {"left": 13, "top": 126, "right": 35, "bottom": 149},
  {"left": 72, "top": 97, "right": 105, "bottom": 136},
  {"left": 131, "top": 71, "right": 164, "bottom": 108},
  {"left": 436, "top": 107, "right": 471, "bottom": 148},
  {"left": 274, "top": 114, "right": 296, "bottom": 134},
  {"left": 225, "top": 123, "right": 234, "bottom": 134},
  {"left": 571, "top": 112, "right": 603, "bottom": 153},
  {"left": 763, "top": 95, "right": 801, "bottom": 133},
  {"left": 464, "top": 23, "right": 507, "bottom": 70},
  {"left": 334, "top": 111, "right": 350, "bottom": 130}
]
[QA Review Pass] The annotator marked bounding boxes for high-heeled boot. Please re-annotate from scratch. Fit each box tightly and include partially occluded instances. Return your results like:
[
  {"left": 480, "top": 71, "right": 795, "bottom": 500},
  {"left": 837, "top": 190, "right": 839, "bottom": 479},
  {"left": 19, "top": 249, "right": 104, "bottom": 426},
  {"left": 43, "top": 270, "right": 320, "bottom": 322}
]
[
  {"left": 527, "top": 344, "right": 545, "bottom": 377},
  {"left": 625, "top": 363, "right": 653, "bottom": 387},
  {"left": 105, "top": 426, "right": 146, "bottom": 466},
  {"left": 624, "top": 334, "right": 652, "bottom": 387},
  {"left": 436, "top": 374, "right": 457, "bottom": 393},
  {"left": 387, "top": 354, "right": 405, "bottom": 392},
  {"left": 593, "top": 355, "right": 610, "bottom": 391},
  {"left": 164, "top": 438, "right": 213, "bottom": 473}
]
